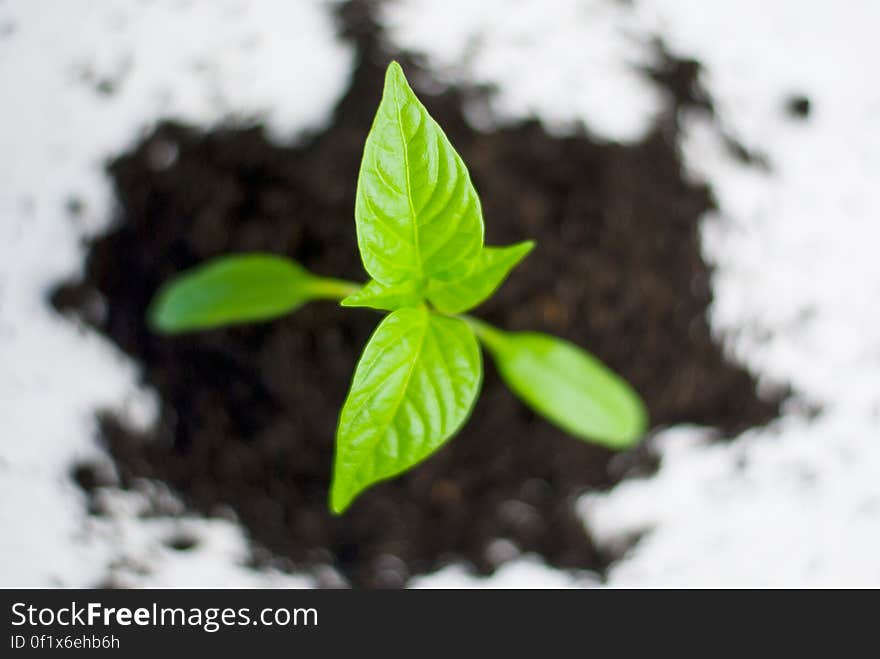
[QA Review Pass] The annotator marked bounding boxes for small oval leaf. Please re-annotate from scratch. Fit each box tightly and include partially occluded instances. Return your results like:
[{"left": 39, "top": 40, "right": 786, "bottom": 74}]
[
  {"left": 149, "top": 254, "right": 352, "bottom": 333},
  {"left": 331, "top": 306, "right": 482, "bottom": 513},
  {"left": 355, "top": 61, "right": 484, "bottom": 286},
  {"left": 341, "top": 278, "right": 424, "bottom": 312},
  {"left": 428, "top": 241, "right": 535, "bottom": 314},
  {"left": 473, "top": 322, "right": 647, "bottom": 448}
]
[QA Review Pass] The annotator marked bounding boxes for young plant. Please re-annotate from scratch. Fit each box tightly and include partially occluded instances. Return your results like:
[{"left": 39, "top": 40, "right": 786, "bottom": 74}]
[{"left": 149, "top": 61, "right": 648, "bottom": 513}]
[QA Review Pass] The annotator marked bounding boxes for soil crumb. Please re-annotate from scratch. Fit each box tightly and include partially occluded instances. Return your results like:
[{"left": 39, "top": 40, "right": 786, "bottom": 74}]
[{"left": 786, "top": 95, "right": 812, "bottom": 119}]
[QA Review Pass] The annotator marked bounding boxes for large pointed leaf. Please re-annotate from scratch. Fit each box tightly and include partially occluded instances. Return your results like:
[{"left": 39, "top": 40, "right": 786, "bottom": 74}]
[
  {"left": 471, "top": 320, "right": 647, "bottom": 449},
  {"left": 148, "top": 254, "right": 356, "bottom": 333},
  {"left": 428, "top": 241, "right": 535, "bottom": 314},
  {"left": 331, "top": 306, "right": 482, "bottom": 513},
  {"left": 355, "top": 61, "right": 484, "bottom": 286}
]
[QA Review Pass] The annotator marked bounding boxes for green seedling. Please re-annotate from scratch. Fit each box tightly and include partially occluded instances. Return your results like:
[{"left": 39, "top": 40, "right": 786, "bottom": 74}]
[{"left": 149, "top": 61, "right": 648, "bottom": 513}]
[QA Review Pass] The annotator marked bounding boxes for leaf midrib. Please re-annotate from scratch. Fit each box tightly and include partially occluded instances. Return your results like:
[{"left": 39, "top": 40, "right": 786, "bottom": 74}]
[
  {"left": 346, "top": 311, "right": 430, "bottom": 483},
  {"left": 392, "top": 78, "right": 422, "bottom": 273}
]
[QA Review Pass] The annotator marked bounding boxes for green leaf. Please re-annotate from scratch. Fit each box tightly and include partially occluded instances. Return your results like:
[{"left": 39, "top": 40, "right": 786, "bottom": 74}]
[
  {"left": 470, "top": 320, "right": 647, "bottom": 449},
  {"left": 355, "top": 61, "right": 484, "bottom": 286},
  {"left": 428, "top": 241, "right": 535, "bottom": 314},
  {"left": 331, "top": 306, "right": 482, "bottom": 513},
  {"left": 341, "top": 278, "right": 424, "bottom": 312},
  {"left": 149, "top": 254, "right": 357, "bottom": 333}
]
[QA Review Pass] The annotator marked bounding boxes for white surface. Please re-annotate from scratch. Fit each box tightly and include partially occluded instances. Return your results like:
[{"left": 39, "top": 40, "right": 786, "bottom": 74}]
[
  {"left": 1, "top": 0, "right": 878, "bottom": 587},
  {"left": 382, "top": 0, "right": 662, "bottom": 141},
  {"left": 0, "top": 0, "right": 350, "bottom": 588}
]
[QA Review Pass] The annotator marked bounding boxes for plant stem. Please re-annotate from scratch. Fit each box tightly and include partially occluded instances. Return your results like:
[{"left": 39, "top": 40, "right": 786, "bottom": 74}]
[
  {"left": 459, "top": 314, "right": 507, "bottom": 351},
  {"left": 308, "top": 277, "right": 362, "bottom": 300}
]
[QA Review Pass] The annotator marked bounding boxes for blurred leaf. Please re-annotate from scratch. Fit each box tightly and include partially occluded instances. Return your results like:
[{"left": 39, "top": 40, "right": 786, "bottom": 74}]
[
  {"left": 472, "top": 322, "right": 647, "bottom": 448},
  {"left": 149, "top": 254, "right": 355, "bottom": 333}
]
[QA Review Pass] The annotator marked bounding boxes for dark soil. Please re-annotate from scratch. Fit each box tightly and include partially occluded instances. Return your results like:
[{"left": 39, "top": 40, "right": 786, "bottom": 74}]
[{"left": 52, "top": 1, "right": 783, "bottom": 587}]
